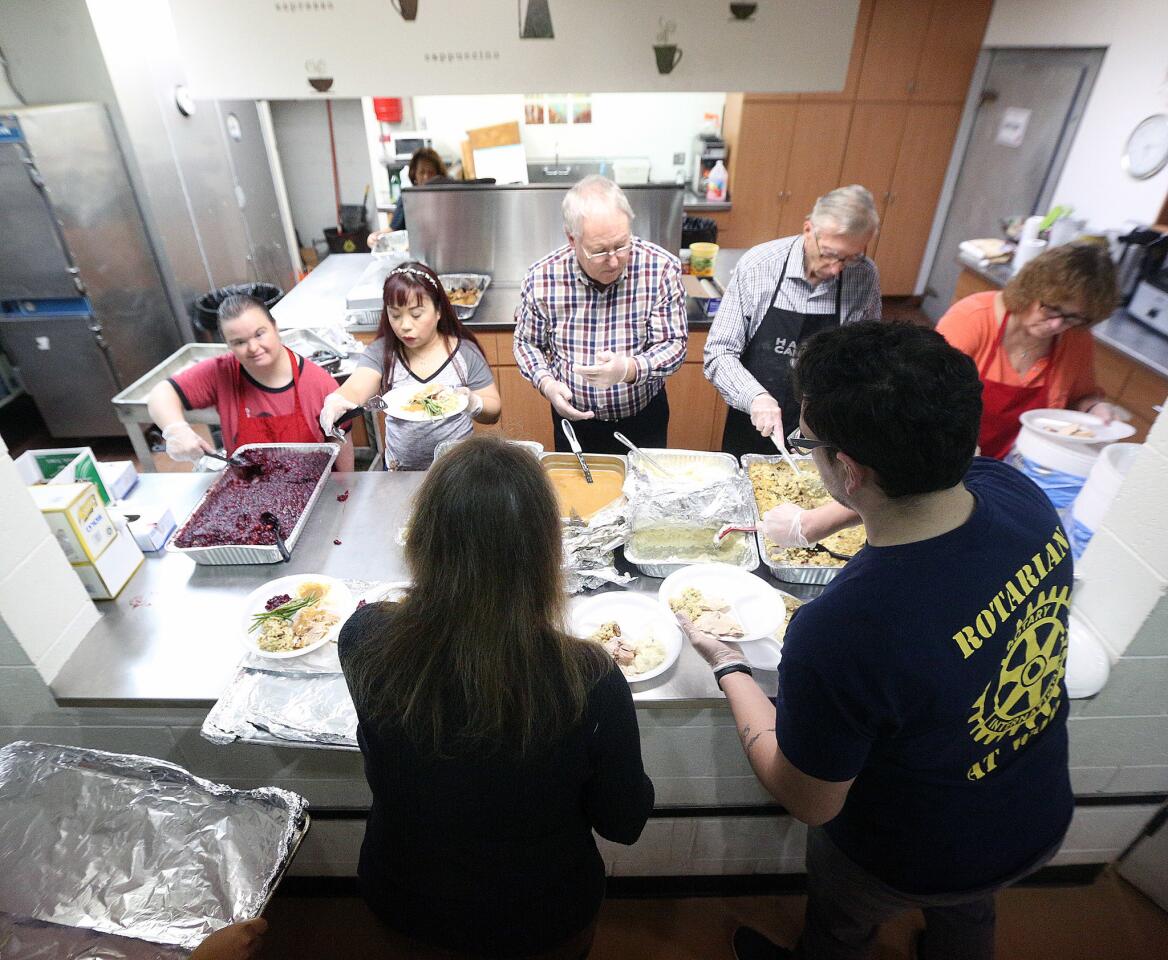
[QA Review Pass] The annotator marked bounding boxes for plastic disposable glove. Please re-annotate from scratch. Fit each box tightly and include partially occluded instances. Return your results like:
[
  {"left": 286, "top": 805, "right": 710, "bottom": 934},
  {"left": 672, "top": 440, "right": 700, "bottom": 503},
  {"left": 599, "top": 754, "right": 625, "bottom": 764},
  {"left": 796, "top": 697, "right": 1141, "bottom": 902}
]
[
  {"left": 455, "top": 386, "right": 485, "bottom": 419},
  {"left": 675, "top": 614, "right": 748, "bottom": 673},
  {"left": 1085, "top": 400, "right": 1130, "bottom": 425},
  {"left": 319, "top": 391, "right": 357, "bottom": 439},
  {"left": 161, "top": 422, "right": 210, "bottom": 463},
  {"left": 762, "top": 503, "right": 812, "bottom": 548},
  {"left": 539, "top": 377, "right": 595, "bottom": 422},
  {"left": 749, "top": 393, "right": 783, "bottom": 438},
  {"left": 577, "top": 350, "right": 633, "bottom": 388},
  {"left": 189, "top": 918, "right": 268, "bottom": 960}
]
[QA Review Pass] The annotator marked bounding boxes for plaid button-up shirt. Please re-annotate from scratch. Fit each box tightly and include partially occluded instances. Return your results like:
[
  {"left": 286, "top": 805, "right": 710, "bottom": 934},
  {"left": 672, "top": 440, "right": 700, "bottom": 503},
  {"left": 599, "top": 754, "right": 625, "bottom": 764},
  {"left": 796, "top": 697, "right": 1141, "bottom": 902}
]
[
  {"left": 703, "top": 235, "right": 881, "bottom": 412},
  {"left": 513, "top": 237, "right": 688, "bottom": 421}
]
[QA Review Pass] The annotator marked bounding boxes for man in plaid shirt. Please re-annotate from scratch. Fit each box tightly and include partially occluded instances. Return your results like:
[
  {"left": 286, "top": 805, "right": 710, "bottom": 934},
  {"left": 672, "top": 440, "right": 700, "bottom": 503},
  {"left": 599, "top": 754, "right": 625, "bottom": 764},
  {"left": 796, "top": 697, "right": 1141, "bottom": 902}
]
[{"left": 513, "top": 176, "right": 687, "bottom": 453}]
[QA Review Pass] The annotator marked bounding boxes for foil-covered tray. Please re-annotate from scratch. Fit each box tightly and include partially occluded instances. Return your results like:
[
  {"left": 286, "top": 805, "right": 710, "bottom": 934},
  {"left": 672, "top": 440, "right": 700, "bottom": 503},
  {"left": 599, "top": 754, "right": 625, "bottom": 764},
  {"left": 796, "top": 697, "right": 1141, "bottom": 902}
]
[
  {"left": 741, "top": 453, "right": 847, "bottom": 584},
  {"left": 438, "top": 273, "right": 491, "bottom": 320},
  {"left": 434, "top": 436, "right": 542, "bottom": 460},
  {"left": 169, "top": 442, "right": 339, "bottom": 565},
  {"left": 623, "top": 448, "right": 740, "bottom": 486},
  {"left": 0, "top": 741, "right": 309, "bottom": 950},
  {"left": 0, "top": 911, "right": 189, "bottom": 960}
]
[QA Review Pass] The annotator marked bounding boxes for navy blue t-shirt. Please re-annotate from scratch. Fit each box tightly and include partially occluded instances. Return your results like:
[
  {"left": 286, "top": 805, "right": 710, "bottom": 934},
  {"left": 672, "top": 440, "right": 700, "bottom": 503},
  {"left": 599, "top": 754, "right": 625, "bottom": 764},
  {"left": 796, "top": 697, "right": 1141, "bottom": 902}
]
[{"left": 775, "top": 457, "right": 1074, "bottom": 894}]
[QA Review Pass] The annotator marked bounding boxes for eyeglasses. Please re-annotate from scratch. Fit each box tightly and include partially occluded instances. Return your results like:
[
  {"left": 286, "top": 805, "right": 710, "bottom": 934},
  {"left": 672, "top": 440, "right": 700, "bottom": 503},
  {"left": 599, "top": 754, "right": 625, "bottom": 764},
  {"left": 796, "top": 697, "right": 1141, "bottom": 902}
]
[
  {"left": 1038, "top": 302, "right": 1091, "bottom": 328},
  {"left": 578, "top": 240, "right": 633, "bottom": 262},
  {"left": 811, "top": 228, "right": 866, "bottom": 266},
  {"left": 787, "top": 426, "right": 838, "bottom": 455}
]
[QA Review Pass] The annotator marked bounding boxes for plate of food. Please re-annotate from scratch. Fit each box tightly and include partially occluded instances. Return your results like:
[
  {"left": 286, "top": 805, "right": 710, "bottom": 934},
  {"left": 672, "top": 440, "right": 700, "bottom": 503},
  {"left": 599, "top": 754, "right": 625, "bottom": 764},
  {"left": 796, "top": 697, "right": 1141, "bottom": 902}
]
[
  {"left": 1019, "top": 408, "right": 1135, "bottom": 445},
  {"left": 242, "top": 574, "right": 356, "bottom": 659},
  {"left": 659, "top": 563, "right": 785, "bottom": 643},
  {"left": 384, "top": 383, "right": 469, "bottom": 422},
  {"left": 569, "top": 592, "right": 682, "bottom": 683}
]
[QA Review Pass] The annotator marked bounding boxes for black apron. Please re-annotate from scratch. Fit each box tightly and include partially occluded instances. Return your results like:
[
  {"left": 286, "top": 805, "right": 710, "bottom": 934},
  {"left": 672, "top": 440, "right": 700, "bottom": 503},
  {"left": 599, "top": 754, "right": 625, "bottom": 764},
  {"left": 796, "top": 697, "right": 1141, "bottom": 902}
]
[{"left": 720, "top": 254, "right": 843, "bottom": 457}]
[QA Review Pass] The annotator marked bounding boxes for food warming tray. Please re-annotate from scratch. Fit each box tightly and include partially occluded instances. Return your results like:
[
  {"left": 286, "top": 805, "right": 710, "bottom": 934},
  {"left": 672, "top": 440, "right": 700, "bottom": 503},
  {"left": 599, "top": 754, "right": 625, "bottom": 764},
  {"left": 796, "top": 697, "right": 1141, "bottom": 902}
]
[
  {"left": 169, "top": 442, "right": 339, "bottom": 565},
  {"left": 438, "top": 273, "right": 491, "bottom": 320},
  {"left": 741, "top": 453, "right": 845, "bottom": 585}
]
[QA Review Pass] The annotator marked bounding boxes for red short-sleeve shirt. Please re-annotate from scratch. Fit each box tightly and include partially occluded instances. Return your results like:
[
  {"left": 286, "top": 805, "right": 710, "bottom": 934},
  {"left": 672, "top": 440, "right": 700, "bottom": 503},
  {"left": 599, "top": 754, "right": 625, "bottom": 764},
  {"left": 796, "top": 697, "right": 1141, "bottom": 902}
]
[{"left": 168, "top": 353, "right": 340, "bottom": 453}]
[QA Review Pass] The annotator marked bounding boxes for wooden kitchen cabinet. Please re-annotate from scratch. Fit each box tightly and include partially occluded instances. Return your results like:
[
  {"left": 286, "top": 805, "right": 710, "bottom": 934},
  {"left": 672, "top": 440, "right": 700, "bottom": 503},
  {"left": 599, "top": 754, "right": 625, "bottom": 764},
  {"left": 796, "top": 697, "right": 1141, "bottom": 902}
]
[
  {"left": 913, "top": 0, "right": 994, "bottom": 102},
  {"left": 665, "top": 331, "right": 728, "bottom": 452},
  {"left": 721, "top": 97, "right": 797, "bottom": 249},
  {"left": 871, "top": 103, "right": 963, "bottom": 294},
  {"left": 838, "top": 102, "right": 909, "bottom": 228},
  {"left": 854, "top": 0, "right": 925, "bottom": 102},
  {"left": 1096, "top": 341, "right": 1168, "bottom": 443},
  {"left": 777, "top": 103, "right": 854, "bottom": 237}
]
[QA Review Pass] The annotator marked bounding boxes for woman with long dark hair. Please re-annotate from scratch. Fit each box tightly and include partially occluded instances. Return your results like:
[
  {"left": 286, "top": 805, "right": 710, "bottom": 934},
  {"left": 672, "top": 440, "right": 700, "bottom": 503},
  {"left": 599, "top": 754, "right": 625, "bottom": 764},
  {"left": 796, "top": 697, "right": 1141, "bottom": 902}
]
[
  {"left": 320, "top": 262, "right": 500, "bottom": 469},
  {"left": 338, "top": 437, "right": 654, "bottom": 959}
]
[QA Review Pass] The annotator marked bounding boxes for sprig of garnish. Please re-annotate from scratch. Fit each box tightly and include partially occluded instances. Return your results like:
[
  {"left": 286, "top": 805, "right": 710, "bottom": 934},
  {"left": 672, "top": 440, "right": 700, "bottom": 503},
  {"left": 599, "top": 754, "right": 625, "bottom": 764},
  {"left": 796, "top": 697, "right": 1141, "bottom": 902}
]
[
  {"left": 420, "top": 394, "right": 447, "bottom": 417},
  {"left": 249, "top": 593, "right": 320, "bottom": 633}
]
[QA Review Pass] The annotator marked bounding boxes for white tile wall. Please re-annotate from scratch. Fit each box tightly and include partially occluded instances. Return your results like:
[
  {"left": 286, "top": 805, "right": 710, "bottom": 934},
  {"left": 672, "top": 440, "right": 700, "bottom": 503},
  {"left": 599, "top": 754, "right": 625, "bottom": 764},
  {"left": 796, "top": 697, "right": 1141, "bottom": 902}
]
[
  {"left": 1105, "top": 765, "right": 1168, "bottom": 794},
  {"left": 1071, "top": 656, "right": 1168, "bottom": 719},
  {"left": 1126, "top": 592, "right": 1168, "bottom": 657},
  {"left": 1073, "top": 528, "right": 1166, "bottom": 660},
  {"left": 1096, "top": 445, "right": 1168, "bottom": 580},
  {"left": 1068, "top": 715, "right": 1168, "bottom": 768},
  {"left": 0, "top": 455, "right": 55, "bottom": 583}
]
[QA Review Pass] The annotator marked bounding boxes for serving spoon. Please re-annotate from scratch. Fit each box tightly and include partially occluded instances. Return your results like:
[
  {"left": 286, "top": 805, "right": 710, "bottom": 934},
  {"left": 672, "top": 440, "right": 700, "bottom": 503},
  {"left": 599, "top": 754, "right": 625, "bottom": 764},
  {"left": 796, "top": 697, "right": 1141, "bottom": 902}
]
[
  {"left": 612, "top": 431, "right": 672, "bottom": 478},
  {"left": 259, "top": 511, "right": 291, "bottom": 562},
  {"left": 202, "top": 450, "right": 263, "bottom": 480}
]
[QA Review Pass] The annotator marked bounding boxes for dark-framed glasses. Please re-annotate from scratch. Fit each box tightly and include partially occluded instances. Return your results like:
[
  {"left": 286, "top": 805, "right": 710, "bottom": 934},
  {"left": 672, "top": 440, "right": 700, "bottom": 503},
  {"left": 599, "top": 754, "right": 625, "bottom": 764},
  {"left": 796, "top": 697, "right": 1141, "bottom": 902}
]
[
  {"left": 1038, "top": 302, "right": 1091, "bottom": 327},
  {"left": 811, "top": 227, "right": 866, "bottom": 266},
  {"left": 787, "top": 426, "right": 837, "bottom": 455},
  {"left": 579, "top": 239, "right": 634, "bottom": 262}
]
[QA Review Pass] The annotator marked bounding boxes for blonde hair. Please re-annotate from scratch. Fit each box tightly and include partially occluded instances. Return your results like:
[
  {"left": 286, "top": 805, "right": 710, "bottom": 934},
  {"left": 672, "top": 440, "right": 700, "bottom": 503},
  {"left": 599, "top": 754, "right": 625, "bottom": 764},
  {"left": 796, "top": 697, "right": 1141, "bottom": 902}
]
[{"left": 1003, "top": 243, "right": 1118, "bottom": 324}]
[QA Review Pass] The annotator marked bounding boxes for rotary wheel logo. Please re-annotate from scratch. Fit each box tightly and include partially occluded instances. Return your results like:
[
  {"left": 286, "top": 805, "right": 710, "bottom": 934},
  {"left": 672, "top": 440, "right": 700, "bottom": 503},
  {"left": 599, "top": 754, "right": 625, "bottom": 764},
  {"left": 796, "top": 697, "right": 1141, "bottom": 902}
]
[{"left": 969, "top": 586, "right": 1070, "bottom": 746}]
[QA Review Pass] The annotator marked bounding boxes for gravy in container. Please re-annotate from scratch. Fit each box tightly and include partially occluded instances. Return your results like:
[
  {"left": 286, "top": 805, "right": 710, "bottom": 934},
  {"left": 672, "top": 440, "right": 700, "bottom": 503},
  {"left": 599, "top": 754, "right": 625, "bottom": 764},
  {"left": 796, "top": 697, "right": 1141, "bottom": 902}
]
[{"left": 546, "top": 467, "right": 624, "bottom": 520}]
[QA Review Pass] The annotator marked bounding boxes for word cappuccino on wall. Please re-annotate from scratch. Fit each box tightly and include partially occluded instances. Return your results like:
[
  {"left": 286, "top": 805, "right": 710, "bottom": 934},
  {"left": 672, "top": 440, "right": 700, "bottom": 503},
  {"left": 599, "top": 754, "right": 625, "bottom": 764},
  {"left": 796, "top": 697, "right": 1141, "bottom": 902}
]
[{"left": 168, "top": 0, "right": 857, "bottom": 97}]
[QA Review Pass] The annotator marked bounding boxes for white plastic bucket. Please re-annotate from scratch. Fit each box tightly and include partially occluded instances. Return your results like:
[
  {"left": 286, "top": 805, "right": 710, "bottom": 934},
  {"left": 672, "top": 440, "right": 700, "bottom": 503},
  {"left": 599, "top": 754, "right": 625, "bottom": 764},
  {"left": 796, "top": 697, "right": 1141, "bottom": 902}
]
[
  {"left": 1069, "top": 442, "right": 1142, "bottom": 558},
  {"left": 1014, "top": 425, "right": 1101, "bottom": 477}
]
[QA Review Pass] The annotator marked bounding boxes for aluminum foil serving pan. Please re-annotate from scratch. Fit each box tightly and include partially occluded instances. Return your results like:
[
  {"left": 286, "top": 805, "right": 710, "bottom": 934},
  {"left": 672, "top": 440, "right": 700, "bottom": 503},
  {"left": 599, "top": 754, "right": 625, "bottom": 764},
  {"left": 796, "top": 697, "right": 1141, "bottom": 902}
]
[
  {"left": 0, "top": 741, "right": 309, "bottom": 950},
  {"left": 623, "top": 525, "right": 760, "bottom": 579},
  {"left": 438, "top": 273, "right": 491, "bottom": 320},
  {"left": 169, "top": 442, "right": 339, "bottom": 565},
  {"left": 623, "top": 448, "right": 740, "bottom": 488},
  {"left": 741, "top": 453, "right": 854, "bottom": 585}
]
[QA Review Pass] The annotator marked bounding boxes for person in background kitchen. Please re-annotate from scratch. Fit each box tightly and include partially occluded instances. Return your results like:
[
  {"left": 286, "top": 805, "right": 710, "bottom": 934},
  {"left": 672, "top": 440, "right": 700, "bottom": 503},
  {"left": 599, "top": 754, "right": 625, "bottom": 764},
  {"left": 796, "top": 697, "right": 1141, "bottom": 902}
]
[
  {"left": 146, "top": 294, "right": 355, "bottom": 471},
  {"left": 937, "top": 242, "right": 1123, "bottom": 460},
  {"left": 319, "top": 262, "right": 500, "bottom": 470},
  {"left": 338, "top": 437, "right": 654, "bottom": 959},
  {"left": 513, "top": 174, "right": 687, "bottom": 453},
  {"left": 680, "top": 322, "right": 1073, "bottom": 960},
  {"left": 704, "top": 184, "right": 882, "bottom": 459},
  {"left": 366, "top": 146, "right": 451, "bottom": 245}
]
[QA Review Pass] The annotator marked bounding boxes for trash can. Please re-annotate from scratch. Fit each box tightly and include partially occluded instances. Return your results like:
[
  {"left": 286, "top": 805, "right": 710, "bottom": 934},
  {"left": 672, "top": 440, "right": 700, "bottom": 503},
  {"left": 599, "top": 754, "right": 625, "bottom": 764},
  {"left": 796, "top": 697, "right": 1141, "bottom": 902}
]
[
  {"left": 682, "top": 215, "right": 718, "bottom": 248},
  {"left": 193, "top": 282, "right": 283, "bottom": 343}
]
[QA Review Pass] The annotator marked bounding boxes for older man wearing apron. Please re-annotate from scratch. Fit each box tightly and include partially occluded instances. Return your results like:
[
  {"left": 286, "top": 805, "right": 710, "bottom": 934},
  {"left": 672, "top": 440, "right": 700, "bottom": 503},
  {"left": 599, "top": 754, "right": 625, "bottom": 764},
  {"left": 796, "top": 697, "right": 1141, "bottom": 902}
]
[{"left": 705, "top": 185, "right": 883, "bottom": 457}]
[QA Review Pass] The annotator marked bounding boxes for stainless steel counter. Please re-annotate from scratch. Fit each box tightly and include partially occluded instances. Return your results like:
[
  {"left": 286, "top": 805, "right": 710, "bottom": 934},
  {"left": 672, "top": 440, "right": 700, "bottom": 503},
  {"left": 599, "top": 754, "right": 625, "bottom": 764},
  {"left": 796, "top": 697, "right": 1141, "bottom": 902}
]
[
  {"left": 52, "top": 472, "right": 806, "bottom": 707},
  {"left": 957, "top": 254, "right": 1168, "bottom": 378}
]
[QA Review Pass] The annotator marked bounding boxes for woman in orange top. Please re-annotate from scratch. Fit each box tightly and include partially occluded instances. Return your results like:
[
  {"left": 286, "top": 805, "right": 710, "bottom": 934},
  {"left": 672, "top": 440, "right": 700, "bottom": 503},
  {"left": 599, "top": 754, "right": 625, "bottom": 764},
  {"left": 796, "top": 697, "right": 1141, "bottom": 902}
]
[{"left": 937, "top": 243, "right": 1120, "bottom": 458}]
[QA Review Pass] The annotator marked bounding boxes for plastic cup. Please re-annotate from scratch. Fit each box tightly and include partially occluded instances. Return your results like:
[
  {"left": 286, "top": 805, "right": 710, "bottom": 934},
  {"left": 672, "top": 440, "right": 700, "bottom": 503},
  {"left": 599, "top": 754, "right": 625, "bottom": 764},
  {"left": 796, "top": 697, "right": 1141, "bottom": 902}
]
[{"left": 690, "top": 242, "right": 718, "bottom": 278}]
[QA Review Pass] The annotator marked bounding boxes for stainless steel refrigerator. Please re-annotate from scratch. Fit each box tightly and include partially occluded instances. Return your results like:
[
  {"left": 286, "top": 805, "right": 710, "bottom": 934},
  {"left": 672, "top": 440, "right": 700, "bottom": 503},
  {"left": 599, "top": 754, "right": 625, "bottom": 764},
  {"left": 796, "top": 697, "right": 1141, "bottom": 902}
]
[{"left": 0, "top": 103, "right": 182, "bottom": 436}]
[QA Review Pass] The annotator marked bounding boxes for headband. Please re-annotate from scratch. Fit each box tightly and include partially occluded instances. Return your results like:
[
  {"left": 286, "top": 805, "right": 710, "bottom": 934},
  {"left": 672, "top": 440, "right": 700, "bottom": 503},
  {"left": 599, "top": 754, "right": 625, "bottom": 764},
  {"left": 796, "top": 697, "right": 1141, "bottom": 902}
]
[{"left": 388, "top": 264, "right": 439, "bottom": 291}]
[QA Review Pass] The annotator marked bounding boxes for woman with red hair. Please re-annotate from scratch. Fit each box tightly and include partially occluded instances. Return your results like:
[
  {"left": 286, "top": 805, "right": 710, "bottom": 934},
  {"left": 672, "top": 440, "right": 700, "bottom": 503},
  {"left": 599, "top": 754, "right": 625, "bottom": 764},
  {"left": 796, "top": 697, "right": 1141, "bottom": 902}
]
[{"left": 320, "top": 262, "right": 500, "bottom": 469}]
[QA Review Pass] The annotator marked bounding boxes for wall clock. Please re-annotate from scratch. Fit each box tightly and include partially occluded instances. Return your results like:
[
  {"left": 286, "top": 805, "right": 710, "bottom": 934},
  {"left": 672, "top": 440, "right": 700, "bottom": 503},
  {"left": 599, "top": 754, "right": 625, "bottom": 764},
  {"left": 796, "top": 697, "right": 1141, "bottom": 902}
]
[{"left": 1122, "top": 114, "right": 1168, "bottom": 180}]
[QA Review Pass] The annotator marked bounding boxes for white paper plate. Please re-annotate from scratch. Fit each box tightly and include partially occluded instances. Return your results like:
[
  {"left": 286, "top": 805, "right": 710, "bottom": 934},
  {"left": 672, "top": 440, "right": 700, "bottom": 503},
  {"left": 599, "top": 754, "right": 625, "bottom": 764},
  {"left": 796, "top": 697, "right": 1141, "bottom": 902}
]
[
  {"left": 658, "top": 563, "right": 786, "bottom": 643},
  {"left": 384, "top": 384, "right": 469, "bottom": 422},
  {"left": 1020, "top": 409, "right": 1136, "bottom": 445},
  {"left": 242, "top": 574, "right": 355, "bottom": 660},
  {"left": 569, "top": 592, "right": 683, "bottom": 684}
]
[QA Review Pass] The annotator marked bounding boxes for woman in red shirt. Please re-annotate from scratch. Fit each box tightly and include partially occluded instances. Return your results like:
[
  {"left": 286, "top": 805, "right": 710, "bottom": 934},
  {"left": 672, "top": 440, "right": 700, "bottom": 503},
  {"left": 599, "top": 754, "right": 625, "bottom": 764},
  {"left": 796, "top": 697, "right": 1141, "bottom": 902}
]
[
  {"left": 936, "top": 243, "right": 1120, "bottom": 459},
  {"left": 147, "top": 295, "right": 354, "bottom": 470}
]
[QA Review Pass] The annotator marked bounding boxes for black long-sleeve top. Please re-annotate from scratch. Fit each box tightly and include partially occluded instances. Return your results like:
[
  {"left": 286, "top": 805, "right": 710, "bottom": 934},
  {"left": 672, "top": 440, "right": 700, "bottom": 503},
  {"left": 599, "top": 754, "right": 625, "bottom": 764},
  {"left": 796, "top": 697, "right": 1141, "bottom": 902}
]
[{"left": 338, "top": 603, "right": 654, "bottom": 958}]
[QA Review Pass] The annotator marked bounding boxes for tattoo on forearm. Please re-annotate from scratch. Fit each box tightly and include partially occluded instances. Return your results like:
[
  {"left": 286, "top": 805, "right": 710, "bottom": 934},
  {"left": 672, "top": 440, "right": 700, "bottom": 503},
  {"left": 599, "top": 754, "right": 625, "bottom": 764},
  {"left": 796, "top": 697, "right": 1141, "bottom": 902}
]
[{"left": 744, "top": 728, "right": 776, "bottom": 757}]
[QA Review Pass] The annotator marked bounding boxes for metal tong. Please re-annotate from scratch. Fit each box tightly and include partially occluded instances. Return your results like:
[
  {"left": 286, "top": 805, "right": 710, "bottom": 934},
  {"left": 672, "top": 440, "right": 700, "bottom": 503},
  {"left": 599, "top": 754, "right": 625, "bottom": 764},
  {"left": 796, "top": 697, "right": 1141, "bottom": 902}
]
[
  {"left": 560, "top": 419, "right": 593, "bottom": 484},
  {"left": 332, "top": 394, "right": 389, "bottom": 431},
  {"left": 612, "top": 431, "right": 672, "bottom": 478}
]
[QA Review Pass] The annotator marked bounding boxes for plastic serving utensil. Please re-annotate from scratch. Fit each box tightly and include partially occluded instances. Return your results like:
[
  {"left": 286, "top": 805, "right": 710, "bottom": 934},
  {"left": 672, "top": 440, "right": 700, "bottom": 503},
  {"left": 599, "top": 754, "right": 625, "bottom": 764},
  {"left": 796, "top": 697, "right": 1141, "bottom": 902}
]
[
  {"left": 612, "top": 431, "right": 672, "bottom": 477},
  {"left": 259, "top": 511, "right": 292, "bottom": 563},
  {"left": 560, "top": 419, "right": 593, "bottom": 484},
  {"left": 714, "top": 523, "right": 756, "bottom": 545},
  {"left": 202, "top": 450, "right": 263, "bottom": 479}
]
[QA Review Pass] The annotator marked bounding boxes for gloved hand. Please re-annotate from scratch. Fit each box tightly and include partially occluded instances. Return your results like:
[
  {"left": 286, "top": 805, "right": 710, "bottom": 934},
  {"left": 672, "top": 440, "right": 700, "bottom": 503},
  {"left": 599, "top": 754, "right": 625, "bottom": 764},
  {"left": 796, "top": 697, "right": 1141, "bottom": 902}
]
[
  {"left": 762, "top": 503, "right": 812, "bottom": 548},
  {"left": 455, "top": 386, "right": 485, "bottom": 419},
  {"left": 675, "top": 614, "right": 748, "bottom": 672},
  {"left": 189, "top": 918, "right": 268, "bottom": 960},
  {"left": 1085, "top": 400, "right": 1130, "bottom": 425},
  {"left": 161, "top": 422, "right": 211, "bottom": 463},
  {"left": 750, "top": 393, "right": 783, "bottom": 438},
  {"left": 539, "top": 377, "right": 595, "bottom": 422},
  {"left": 319, "top": 392, "right": 357, "bottom": 439},
  {"left": 577, "top": 350, "right": 633, "bottom": 388}
]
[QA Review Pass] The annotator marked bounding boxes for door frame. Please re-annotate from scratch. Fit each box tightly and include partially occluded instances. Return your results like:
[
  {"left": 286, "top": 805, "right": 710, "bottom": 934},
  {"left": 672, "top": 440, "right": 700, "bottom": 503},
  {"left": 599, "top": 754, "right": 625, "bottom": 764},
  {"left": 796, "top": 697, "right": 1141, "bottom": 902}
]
[{"left": 915, "top": 46, "right": 1105, "bottom": 304}]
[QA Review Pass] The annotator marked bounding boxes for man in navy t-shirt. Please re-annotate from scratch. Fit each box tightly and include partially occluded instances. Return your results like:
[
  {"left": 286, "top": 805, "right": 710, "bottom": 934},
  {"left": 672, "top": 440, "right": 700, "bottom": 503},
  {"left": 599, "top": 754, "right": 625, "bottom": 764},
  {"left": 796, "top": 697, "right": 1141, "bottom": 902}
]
[{"left": 679, "top": 323, "right": 1073, "bottom": 960}]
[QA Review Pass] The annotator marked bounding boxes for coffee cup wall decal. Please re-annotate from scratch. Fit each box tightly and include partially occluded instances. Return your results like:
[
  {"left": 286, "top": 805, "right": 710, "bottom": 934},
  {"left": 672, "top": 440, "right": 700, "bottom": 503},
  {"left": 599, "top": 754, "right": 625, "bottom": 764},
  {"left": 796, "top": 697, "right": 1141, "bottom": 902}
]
[
  {"left": 305, "top": 59, "right": 333, "bottom": 93},
  {"left": 391, "top": 0, "right": 418, "bottom": 20},
  {"left": 654, "top": 18, "right": 682, "bottom": 75},
  {"left": 729, "top": 2, "right": 757, "bottom": 19}
]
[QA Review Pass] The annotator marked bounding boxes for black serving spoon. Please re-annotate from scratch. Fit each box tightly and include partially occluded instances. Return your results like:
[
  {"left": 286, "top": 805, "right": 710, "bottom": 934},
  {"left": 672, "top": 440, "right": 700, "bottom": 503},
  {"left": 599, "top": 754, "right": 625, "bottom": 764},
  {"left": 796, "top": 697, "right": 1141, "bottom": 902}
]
[
  {"left": 203, "top": 449, "right": 263, "bottom": 480},
  {"left": 260, "top": 511, "right": 291, "bottom": 562}
]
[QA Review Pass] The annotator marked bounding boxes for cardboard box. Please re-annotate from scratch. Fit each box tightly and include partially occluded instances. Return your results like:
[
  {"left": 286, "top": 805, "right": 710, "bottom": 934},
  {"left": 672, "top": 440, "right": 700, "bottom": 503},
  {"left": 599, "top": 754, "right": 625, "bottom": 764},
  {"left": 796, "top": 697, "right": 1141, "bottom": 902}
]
[
  {"left": 97, "top": 460, "right": 138, "bottom": 500},
  {"left": 28, "top": 482, "right": 118, "bottom": 564},
  {"left": 128, "top": 507, "right": 176, "bottom": 553},
  {"left": 72, "top": 528, "right": 144, "bottom": 600},
  {"left": 15, "top": 447, "right": 113, "bottom": 504},
  {"left": 683, "top": 274, "right": 724, "bottom": 318}
]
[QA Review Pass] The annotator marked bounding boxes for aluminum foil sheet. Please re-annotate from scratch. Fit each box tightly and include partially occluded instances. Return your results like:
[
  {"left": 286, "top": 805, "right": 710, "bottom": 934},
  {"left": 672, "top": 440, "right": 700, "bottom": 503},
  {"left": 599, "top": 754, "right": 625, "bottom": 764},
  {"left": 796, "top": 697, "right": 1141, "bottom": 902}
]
[
  {"left": 203, "top": 668, "right": 358, "bottom": 749},
  {"left": 561, "top": 498, "right": 634, "bottom": 593},
  {"left": 0, "top": 742, "right": 308, "bottom": 950},
  {"left": 0, "top": 911, "right": 188, "bottom": 960}
]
